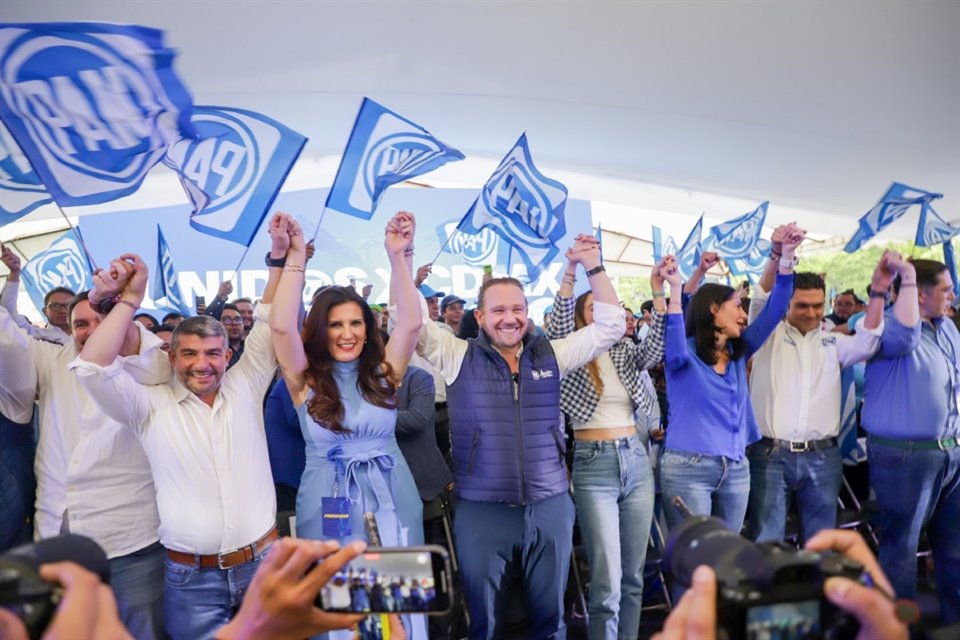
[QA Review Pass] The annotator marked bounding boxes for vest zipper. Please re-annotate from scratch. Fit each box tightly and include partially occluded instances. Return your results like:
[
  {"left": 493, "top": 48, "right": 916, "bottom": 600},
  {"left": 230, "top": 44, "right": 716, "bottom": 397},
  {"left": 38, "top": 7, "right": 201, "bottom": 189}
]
[{"left": 514, "top": 362, "right": 525, "bottom": 506}]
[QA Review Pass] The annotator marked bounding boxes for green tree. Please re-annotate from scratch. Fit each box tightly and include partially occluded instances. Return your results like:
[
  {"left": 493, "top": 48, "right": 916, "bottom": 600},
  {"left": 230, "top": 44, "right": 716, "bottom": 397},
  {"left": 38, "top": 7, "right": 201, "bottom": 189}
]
[{"left": 800, "top": 239, "right": 955, "bottom": 298}]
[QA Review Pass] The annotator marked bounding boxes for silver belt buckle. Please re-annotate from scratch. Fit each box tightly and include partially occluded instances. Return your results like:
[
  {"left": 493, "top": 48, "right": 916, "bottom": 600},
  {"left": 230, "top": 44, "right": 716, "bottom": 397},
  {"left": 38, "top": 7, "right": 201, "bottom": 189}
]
[
  {"left": 789, "top": 441, "right": 809, "bottom": 453},
  {"left": 217, "top": 552, "right": 230, "bottom": 569}
]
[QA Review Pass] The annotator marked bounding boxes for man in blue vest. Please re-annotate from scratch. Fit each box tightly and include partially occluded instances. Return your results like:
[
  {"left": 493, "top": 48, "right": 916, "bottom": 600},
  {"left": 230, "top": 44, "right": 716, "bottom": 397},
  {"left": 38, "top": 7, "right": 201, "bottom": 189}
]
[{"left": 415, "top": 234, "right": 624, "bottom": 639}]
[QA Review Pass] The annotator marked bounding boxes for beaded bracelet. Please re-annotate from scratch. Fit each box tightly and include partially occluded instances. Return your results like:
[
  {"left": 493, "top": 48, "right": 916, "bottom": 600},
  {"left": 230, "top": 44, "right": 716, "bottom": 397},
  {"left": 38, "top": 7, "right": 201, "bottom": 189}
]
[
  {"left": 117, "top": 299, "right": 139, "bottom": 311},
  {"left": 283, "top": 264, "right": 305, "bottom": 273}
]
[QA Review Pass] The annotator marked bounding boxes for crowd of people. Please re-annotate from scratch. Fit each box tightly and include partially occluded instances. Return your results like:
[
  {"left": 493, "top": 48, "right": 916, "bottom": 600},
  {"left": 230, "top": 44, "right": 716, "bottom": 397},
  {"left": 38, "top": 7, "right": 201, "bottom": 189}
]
[{"left": 0, "top": 211, "right": 958, "bottom": 640}]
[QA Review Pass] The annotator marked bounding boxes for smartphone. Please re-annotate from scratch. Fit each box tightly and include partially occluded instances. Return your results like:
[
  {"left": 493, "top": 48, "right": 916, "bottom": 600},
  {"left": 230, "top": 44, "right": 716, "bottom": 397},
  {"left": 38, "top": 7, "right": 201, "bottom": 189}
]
[
  {"left": 316, "top": 545, "right": 452, "bottom": 615},
  {"left": 194, "top": 295, "right": 205, "bottom": 309},
  {"left": 482, "top": 264, "right": 493, "bottom": 276}
]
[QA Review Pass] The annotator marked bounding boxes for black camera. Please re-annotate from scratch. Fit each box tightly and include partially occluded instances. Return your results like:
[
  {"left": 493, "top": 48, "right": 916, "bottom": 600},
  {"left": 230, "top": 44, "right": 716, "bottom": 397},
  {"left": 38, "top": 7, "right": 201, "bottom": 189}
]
[
  {"left": 664, "top": 515, "right": 865, "bottom": 640},
  {"left": 0, "top": 535, "right": 109, "bottom": 640}
]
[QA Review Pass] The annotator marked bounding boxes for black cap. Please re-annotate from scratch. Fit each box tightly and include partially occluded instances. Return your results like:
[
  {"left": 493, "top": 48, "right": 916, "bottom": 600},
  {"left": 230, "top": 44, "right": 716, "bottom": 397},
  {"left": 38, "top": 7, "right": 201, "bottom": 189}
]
[{"left": 441, "top": 295, "right": 466, "bottom": 312}]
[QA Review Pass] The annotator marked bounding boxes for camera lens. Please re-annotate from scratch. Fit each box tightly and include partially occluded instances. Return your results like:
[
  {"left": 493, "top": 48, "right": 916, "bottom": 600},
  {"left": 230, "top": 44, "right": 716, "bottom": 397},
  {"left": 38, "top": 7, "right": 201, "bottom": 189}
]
[{"left": 663, "top": 516, "right": 766, "bottom": 588}]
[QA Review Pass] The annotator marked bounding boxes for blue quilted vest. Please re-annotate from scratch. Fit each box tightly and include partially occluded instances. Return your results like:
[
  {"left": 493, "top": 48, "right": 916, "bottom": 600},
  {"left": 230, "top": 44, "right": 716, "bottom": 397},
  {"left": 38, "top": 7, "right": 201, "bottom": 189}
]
[{"left": 446, "top": 329, "right": 567, "bottom": 504}]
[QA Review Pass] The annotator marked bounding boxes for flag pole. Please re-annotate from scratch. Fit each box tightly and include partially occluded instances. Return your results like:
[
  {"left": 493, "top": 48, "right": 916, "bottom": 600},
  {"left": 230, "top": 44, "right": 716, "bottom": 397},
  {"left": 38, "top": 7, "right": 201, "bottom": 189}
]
[
  {"left": 430, "top": 229, "right": 457, "bottom": 265},
  {"left": 52, "top": 204, "right": 98, "bottom": 270}
]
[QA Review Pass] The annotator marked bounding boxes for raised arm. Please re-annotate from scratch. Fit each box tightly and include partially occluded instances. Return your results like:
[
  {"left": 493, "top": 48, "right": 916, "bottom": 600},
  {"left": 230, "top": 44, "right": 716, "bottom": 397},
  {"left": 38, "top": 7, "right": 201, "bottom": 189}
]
[
  {"left": 268, "top": 213, "right": 309, "bottom": 402},
  {"left": 79, "top": 257, "right": 148, "bottom": 366},
  {"left": 872, "top": 251, "right": 921, "bottom": 358},
  {"left": 0, "top": 305, "right": 37, "bottom": 424},
  {"left": 661, "top": 256, "right": 690, "bottom": 371},
  {"left": 633, "top": 258, "right": 670, "bottom": 370},
  {"left": 382, "top": 211, "right": 423, "bottom": 383},
  {"left": 551, "top": 235, "right": 625, "bottom": 375},
  {"left": 545, "top": 254, "right": 578, "bottom": 340},
  {"left": 682, "top": 251, "right": 719, "bottom": 295},
  {"left": 742, "top": 225, "right": 803, "bottom": 357}
]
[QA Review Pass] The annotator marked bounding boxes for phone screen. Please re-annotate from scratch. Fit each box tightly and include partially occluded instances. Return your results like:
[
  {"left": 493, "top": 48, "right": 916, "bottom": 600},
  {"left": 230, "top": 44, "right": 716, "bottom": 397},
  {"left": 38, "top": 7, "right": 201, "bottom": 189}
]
[
  {"left": 194, "top": 295, "right": 206, "bottom": 308},
  {"left": 317, "top": 546, "right": 452, "bottom": 615},
  {"left": 482, "top": 264, "right": 493, "bottom": 275}
]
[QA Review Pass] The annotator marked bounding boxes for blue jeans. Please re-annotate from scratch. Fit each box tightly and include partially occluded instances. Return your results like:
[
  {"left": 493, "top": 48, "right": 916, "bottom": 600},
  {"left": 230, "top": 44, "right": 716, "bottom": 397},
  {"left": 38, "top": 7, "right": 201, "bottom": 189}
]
[
  {"left": 869, "top": 440, "right": 960, "bottom": 622},
  {"left": 746, "top": 442, "right": 842, "bottom": 544},
  {"left": 573, "top": 435, "right": 655, "bottom": 640},
  {"left": 110, "top": 542, "right": 165, "bottom": 640},
  {"left": 660, "top": 449, "right": 750, "bottom": 533},
  {"left": 163, "top": 544, "right": 271, "bottom": 640},
  {"left": 454, "top": 492, "right": 575, "bottom": 640}
]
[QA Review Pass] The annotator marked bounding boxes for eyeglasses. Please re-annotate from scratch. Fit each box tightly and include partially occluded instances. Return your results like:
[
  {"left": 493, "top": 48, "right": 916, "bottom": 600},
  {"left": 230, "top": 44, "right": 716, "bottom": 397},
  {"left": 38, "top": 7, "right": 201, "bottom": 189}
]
[
  {"left": 221, "top": 317, "right": 243, "bottom": 325},
  {"left": 46, "top": 303, "right": 68, "bottom": 312}
]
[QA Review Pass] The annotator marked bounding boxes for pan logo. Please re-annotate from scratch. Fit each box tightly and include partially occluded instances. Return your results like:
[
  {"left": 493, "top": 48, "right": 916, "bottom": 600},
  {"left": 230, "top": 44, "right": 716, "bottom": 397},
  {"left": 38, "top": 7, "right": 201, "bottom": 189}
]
[
  {"left": 177, "top": 112, "right": 258, "bottom": 212},
  {"left": 481, "top": 160, "right": 557, "bottom": 250},
  {"left": 32, "top": 240, "right": 88, "bottom": 291},
  {"left": 440, "top": 222, "right": 499, "bottom": 265},
  {"left": 0, "top": 30, "right": 171, "bottom": 185},
  {"left": 362, "top": 133, "right": 448, "bottom": 200}
]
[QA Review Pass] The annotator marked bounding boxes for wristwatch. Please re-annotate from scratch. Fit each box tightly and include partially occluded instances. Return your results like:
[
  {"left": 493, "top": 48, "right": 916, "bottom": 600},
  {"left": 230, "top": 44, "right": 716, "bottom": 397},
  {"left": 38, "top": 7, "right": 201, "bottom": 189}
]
[
  {"left": 779, "top": 256, "right": 799, "bottom": 270},
  {"left": 264, "top": 252, "right": 286, "bottom": 268},
  {"left": 585, "top": 264, "right": 606, "bottom": 277}
]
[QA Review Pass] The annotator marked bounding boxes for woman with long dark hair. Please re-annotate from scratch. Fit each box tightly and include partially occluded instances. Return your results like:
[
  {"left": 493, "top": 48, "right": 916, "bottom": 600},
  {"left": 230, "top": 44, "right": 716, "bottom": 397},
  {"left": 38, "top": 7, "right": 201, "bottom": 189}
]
[
  {"left": 545, "top": 255, "right": 673, "bottom": 640},
  {"left": 269, "top": 211, "right": 425, "bottom": 638},
  {"left": 659, "top": 224, "right": 804, "bottom": 533}
]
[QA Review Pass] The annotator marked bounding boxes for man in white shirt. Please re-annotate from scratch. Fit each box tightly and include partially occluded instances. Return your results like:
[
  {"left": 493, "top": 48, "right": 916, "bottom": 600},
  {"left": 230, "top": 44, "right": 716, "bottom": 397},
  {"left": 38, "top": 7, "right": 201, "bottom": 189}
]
[
  {"left": 414, "top": 235, "right": 624, "bottom": 639},
  {"left": 1, "top": 244, "right": 72, "bottom": 345},
  {"left": 747, "top": 251, "right": 889, "bottom": 544},
  {"left": 70, "top": 213, "right": 292, "bottom": 640},
  {"left": 0, "top": 289, "right": 170, "bottom": 639}
]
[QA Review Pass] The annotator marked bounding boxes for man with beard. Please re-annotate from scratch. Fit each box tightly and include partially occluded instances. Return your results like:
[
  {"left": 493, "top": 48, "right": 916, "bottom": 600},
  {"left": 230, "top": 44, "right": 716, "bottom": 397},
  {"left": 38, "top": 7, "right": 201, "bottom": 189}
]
[
  {"left": 414, "top": 235, "right": 623, "bottom": 639},
  {"left": 70, "top": 212, "right": 295, "bottom": 639},
  {"left": 0, "top": 287, "right": 170, "bottom": 637}
]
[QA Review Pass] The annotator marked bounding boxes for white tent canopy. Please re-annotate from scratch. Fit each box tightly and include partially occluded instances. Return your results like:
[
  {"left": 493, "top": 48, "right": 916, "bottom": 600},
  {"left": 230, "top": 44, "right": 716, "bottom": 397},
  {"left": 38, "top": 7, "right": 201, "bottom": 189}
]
[{"left": 2, "top": 0, "right": 958, "bottom": 244}]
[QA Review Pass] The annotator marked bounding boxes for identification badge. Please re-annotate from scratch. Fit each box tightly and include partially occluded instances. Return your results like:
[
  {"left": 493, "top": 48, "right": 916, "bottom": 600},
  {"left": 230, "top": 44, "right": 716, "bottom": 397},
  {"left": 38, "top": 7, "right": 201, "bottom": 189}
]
[{"left": 322, "top": 497, "right": 351, "bottom": 537}]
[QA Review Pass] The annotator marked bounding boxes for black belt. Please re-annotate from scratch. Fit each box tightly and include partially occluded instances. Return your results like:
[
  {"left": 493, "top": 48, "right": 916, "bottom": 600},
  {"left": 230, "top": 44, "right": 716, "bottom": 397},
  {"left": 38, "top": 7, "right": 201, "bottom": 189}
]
[
  {"left": 869, "top": 435, "right": 958, "bottom": 451},
  {"left": 435, "top": 401, "right": 447, "bottom": 409},
  {"left": 759, "top": 436, "right": 838, "bottom": 453}
]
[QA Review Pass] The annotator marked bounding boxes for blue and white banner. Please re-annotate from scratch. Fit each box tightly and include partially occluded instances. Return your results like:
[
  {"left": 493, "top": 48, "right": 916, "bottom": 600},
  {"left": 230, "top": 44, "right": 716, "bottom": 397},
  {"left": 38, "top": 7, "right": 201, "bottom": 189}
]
[
  {"left": 726, "top": 238, "right": 772, "bottom": 282},
  {"left": 457, "top": 134, "right": 567, "bottom": 282},
  {"left": 0, "top": 22, "right": 194, "bottom": 207},
  {"left": 944, "top": 241, "right": 959, "bottom": 299},
  {"left": 838, "top": 366, "right": 866, "bottom": 465},
  {"left": 435, "top": 221, "right": 501, "bottom": 266},
  {"left": 0, "top": 121, "right": 52, "bottom": 224},
  {"left": 151, "top": 224, "right": 191, "bottom": 316},
  {"left": 703, "top": 201, "right": 768, "bottom": 260},
  {"left": 20, "top": 230, "right": 93, "bottom": 311},
  {"left": 915, "top": 203, "right": 960, "bottom": 247},
  {"left": 326, "top": 98, "right": 464, "bottom": 220},
  {"left": 164, "top": 106, "right": 306, "bottom": 246},
  {"left": 77, "top": 187, "right": 593, "bottom": 323},
  {"left": 676, "top": 216, "right": 703, "bottom": 280},
  {"left": 844, "top": 182, "right": 943, "bottom": 253}
]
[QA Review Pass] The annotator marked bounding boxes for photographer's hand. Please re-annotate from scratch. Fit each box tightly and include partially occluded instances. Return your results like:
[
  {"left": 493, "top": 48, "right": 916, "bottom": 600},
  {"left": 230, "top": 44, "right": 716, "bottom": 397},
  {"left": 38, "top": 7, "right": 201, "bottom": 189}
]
[
  {"left": 40, "top": 562, "right": 130, "bottom": 640},
  {"left": 806, "top": 530, "right": 909, "bottom": 640},
  {"left": 652, "top": 565, "right": 716, "bottom": 640},
  {"left": 216, "top": 537, "right": 366, "bottom": 640}
]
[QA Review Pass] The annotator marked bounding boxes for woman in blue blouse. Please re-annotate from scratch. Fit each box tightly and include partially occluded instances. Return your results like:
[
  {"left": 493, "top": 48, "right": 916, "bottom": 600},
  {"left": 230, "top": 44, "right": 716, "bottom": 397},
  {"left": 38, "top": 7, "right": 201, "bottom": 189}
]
[{"left": 659, "top": 224, "right": 805, "bottom": 532}]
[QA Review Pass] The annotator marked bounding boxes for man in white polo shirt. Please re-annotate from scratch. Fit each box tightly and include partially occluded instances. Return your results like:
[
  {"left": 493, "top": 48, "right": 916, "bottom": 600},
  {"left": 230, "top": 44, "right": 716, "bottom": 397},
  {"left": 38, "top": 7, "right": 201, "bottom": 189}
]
[
  {"left": 747, "top": 247, "right": 890, "bottom": 544},
  {"left": 70, "top": 212, "right": 296, "bottom": 639}
]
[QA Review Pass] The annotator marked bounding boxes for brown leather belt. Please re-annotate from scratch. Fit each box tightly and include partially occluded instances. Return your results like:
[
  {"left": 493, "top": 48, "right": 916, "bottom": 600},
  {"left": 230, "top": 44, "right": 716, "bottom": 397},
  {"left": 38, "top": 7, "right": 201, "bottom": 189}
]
[{"left": 166, "top": 527, "right": 278, "bottom": 569}]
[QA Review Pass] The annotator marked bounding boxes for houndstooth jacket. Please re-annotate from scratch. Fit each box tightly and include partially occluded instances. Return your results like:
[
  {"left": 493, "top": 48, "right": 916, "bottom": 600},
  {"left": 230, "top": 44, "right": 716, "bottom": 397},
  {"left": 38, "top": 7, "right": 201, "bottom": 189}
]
[{"left": 545, "top": 293, "right": 666, "bottom": 423}]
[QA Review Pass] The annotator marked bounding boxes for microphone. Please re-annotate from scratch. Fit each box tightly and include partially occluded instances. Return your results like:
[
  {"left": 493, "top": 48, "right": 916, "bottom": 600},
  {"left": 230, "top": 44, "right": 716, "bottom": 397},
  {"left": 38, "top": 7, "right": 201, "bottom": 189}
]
[{"left": 363, "top": 512, "right": 382, "bottom": 547}]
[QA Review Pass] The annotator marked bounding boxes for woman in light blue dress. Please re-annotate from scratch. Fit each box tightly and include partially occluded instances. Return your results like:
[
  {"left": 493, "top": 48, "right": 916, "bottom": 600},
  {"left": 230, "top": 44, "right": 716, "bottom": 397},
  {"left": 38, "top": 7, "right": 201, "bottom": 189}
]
[{"left": 270, "top": 211, "right": 425, "bottom": 638}]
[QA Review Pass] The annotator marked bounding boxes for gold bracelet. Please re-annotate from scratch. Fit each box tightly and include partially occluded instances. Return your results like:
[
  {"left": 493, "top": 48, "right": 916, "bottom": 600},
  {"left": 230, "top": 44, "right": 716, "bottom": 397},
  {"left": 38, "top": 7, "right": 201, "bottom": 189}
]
[{"left": 283, "top": 264, "right": 305, "bottom": 273}]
